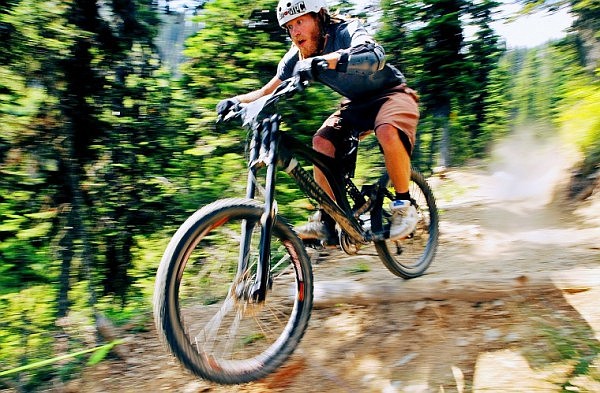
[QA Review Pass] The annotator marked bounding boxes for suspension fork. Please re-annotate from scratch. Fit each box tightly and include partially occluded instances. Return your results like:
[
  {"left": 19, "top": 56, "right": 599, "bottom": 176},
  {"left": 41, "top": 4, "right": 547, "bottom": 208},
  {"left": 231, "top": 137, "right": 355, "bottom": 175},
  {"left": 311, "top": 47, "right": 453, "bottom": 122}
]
[
  {"left": 237, "top": 123, "right": 261, "bottom": 277},
  {"left": 242, "top": 115, "right": 280, "bottom": 302}
]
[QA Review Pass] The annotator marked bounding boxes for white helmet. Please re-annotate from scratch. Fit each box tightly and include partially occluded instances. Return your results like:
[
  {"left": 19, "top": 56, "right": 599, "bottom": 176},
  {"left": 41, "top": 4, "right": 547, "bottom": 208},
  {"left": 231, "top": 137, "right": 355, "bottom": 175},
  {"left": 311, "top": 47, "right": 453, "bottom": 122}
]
[{"left": 276, "top": 0, "right": 328, "bottom": 27}]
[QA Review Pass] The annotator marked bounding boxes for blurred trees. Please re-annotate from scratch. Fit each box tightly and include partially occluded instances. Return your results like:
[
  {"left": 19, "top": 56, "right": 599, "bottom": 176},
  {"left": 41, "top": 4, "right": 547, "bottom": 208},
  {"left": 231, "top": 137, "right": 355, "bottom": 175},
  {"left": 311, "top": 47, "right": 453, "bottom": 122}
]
[
  {"left": 517, "top": 0, "right": 599, "bottom": 71},
  {"left": 506, "top": 0, "right": 600, "bottom": 187},
  {"left": 1, "top": 2, "right": 78, "bottom": 383},
  {"left": 0, "top": 0, "right": 598, "bottom": 389},
  {"left": 379, "top": 0, "right": 505, "bottom": 170},
  {"left": 1, "top": 0, "right": 181, "bottom": 386}
]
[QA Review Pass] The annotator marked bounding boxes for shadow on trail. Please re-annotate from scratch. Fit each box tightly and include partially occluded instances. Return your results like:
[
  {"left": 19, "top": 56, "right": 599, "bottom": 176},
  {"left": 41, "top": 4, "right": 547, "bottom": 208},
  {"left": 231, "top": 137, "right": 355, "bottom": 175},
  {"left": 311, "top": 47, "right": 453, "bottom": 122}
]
[{"left": 258, "top": 285, "right": 600, "bottom": 392}]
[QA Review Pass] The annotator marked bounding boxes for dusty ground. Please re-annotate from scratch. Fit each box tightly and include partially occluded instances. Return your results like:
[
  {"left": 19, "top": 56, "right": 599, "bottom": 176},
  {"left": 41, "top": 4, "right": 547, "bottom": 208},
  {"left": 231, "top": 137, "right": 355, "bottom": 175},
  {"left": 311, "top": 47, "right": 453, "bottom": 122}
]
[{"left": 57, "top": 135, "right": 600, "bottom": 392}]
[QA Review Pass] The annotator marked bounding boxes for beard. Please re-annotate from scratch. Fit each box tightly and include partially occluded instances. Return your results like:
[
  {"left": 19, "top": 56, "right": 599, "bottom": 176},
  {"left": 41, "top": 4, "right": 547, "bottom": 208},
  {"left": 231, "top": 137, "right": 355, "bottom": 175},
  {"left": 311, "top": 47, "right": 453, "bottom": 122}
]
[{"left": 297, "top": 25, "right": 323, "bottom": 59}]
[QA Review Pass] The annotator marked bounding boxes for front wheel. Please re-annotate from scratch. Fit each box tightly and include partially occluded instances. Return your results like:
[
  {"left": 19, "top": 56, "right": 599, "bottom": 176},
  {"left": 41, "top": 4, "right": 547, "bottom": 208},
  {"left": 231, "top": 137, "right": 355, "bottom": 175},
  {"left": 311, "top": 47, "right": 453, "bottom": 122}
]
[
  {"left": 372, "top": 169, "right": 439, "bottom": 278},
  {"left": 153, "top": 198, "right": 313, "bottom": 384}
]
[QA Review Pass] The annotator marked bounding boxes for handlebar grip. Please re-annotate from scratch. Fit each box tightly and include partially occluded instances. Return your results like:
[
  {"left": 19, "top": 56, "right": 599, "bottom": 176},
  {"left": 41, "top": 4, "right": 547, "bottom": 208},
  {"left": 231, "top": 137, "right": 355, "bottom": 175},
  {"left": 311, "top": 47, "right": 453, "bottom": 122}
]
[
  {"left": 293, "top": 77, "right": 308, "bottom": 92},
  {"left": 316, "top": 59, "right": 329, "bottom": 71}
]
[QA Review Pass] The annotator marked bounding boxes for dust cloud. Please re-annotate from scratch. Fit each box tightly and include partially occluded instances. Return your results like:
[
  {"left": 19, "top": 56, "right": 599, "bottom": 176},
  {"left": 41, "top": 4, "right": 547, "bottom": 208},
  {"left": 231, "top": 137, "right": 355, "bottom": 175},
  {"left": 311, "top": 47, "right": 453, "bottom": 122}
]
[{"left": 484, "top": 125, "right": 580, "bottom": 207}]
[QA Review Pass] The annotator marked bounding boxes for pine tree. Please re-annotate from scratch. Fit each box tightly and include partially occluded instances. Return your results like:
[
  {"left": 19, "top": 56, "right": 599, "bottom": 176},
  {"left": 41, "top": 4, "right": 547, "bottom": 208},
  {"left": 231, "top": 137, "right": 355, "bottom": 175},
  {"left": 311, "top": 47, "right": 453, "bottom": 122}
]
[
  {"left": 463, "top": 0, "right": 504, "bottom": 155},
  {"left": 379, "top": 0, "right": 468, "bottom": 168}
]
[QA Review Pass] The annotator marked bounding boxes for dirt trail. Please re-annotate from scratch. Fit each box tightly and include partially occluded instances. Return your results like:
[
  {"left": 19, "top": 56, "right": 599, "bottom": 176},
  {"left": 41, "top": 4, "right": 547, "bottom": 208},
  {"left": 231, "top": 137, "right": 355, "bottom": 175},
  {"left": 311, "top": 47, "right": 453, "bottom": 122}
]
[{"left": 61, "top": 133, "right": 600, "bottom": 393}]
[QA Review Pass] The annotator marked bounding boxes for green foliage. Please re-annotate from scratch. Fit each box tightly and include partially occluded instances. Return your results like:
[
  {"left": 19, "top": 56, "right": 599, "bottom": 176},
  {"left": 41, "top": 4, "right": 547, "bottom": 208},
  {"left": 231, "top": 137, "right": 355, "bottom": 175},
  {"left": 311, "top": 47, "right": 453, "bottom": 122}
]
[
  {"left": 0, "top": 0, "right": 598, "bottom": 389},
  {"left": 534, "top": 315, "right": 600, "bottom": 386},
  {"left": 1, "top": 0, "right": 187, "bottom": 388},
  {"left": 0, "top": 0, "right": 72, "bottom": 297},
  {"left": 447, "top": 106, "right": 475, "bottom": 165},
  {"left": 182, "top": 0, "right": 284, "bottom": 104},
  {"left": 499, "top": 36, "right": 599, "bottom": 175},
  {"left": 0, "top": 286, "right": 57, "bottom": 386},
  {"left": 553, "top": 47, "right": 600, "bottom": 174},
  {"left": 378, "top": 0, "right": 504, "bottom": 168},
  {"left": 510, "top": 48, "right": 557, "bottom": 124},
  {"left": 479, "top": 60, "right": 512, "bottom": 150},
  {"left": 347, "top": 261, "right": 371, "bottom": 274},
  {"left": 0, "top": 178, "right": 56, "bottom": 293}
]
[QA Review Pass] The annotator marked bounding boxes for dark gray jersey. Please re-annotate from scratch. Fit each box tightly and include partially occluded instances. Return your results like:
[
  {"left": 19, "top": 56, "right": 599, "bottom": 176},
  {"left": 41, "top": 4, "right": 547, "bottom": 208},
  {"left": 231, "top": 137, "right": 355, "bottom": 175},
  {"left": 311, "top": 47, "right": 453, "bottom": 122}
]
[{"left": 276, "top": 20, "right": 405, "bottom": 100}]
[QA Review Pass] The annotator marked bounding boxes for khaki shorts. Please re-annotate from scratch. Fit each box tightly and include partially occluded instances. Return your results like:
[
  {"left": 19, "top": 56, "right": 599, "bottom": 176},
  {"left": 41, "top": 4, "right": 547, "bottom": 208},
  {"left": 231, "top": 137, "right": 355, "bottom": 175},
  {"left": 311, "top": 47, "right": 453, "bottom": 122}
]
[{"left": 315, "top": 84, "right": 420, "bottom": 156}]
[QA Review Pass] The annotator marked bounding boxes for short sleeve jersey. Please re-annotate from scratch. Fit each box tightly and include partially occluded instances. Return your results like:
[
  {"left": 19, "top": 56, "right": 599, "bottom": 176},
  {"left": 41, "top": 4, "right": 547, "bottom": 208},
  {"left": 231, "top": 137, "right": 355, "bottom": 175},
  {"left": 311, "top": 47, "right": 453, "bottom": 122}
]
[{"left": 276, "top": 20, "right": 405, "bottom": 100}]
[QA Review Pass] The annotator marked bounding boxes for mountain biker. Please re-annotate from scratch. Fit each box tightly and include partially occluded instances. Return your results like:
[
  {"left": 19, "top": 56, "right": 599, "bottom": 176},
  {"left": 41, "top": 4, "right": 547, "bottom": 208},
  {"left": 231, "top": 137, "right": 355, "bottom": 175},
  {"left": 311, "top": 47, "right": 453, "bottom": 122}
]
[{"left": 216, "top": 0, "right": 419, "bottom": 243}]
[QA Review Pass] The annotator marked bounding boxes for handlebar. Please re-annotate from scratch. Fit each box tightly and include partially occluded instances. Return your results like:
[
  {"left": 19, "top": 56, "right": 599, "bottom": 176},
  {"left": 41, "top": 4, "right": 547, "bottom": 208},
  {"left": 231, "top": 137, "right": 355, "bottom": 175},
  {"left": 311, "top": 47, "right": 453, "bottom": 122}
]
[{"left": 217, "top": 75, "right": 307, "bottom": 126}]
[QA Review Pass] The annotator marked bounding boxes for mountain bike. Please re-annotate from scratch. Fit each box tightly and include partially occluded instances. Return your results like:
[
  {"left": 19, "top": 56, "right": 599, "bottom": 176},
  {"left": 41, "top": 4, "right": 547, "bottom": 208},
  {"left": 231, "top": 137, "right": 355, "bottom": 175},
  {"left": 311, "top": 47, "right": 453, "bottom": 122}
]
[{"left": 153, "top": 76, "right": 439, "bottom": 384}]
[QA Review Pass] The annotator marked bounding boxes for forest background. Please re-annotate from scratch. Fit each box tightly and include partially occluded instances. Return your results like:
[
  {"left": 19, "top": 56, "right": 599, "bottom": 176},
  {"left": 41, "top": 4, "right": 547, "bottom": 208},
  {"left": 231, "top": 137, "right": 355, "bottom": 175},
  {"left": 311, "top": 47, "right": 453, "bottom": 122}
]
[{"left": 0, "top": 0, "right": 598, "bottom": 390}]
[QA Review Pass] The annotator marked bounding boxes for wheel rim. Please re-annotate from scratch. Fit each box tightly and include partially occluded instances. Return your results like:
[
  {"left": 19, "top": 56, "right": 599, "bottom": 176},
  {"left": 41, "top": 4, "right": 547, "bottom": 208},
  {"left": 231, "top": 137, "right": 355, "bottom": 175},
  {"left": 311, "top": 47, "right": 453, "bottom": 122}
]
[{"left": 170, "top": 212, "right": 306, "bottom": 377}]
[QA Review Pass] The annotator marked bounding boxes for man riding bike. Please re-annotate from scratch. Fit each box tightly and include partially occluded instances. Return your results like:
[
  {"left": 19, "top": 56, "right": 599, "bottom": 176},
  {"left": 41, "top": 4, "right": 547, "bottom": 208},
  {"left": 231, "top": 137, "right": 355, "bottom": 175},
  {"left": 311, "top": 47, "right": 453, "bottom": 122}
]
[{"left": 216, "top": 0, "right": 420, "bottom": 244}]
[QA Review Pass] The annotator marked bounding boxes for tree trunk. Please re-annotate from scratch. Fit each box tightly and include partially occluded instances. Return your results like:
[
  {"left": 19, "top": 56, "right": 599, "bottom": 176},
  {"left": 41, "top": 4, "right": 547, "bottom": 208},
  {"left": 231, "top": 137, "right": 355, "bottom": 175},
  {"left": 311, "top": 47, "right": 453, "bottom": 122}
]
[
  {"left": 439, "top": 114, "right": 450, "bottom": 167},
  {"left": 56, "top": 134, "right": 97, "bottom": 316},
  {"left": 57, "top": 207, "right": 75, "bottom": 318},
  {"left": 433, "top": 104, "right": 451, "bottom": 168}
]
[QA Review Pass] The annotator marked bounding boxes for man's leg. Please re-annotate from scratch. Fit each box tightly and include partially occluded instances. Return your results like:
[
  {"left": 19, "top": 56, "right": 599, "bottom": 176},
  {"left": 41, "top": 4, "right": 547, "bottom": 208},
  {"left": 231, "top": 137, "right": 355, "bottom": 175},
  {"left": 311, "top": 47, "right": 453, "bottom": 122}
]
[
  {"left": 375, "top": 124, "right": 418, "bottom": 240},
  {"left": 374, "top": 124, "right": 411, "bottom": 195},
  {"left": 312, "top": 135, "right": 336, "bottom": 199},
  {"left": 295, "top": 133, "right": 338, "bottom": 242}
]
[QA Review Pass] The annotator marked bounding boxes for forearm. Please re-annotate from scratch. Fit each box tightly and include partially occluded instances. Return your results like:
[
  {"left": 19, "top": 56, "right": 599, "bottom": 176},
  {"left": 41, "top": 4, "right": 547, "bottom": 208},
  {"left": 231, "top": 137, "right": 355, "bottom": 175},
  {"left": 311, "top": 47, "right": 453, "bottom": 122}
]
[
  {"left": 234, "top": 76, "right": 282, "bottom": 104},
  {"left": 235, "top": 89, "right": 268, "bottom": 104},
  {"left": 306, "top": 44, "right": 386, "bottom": 75}
]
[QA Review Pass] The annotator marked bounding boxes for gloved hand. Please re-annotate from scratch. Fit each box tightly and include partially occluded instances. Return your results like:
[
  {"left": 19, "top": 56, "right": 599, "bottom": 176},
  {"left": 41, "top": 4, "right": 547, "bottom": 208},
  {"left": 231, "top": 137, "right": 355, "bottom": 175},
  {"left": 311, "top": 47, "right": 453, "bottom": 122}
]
[
  {"left": 293, "top": 57, "right": 328, "bottom": 83},
  {"left": 216, "top": 97, "right": 240, "bottom": 117}
]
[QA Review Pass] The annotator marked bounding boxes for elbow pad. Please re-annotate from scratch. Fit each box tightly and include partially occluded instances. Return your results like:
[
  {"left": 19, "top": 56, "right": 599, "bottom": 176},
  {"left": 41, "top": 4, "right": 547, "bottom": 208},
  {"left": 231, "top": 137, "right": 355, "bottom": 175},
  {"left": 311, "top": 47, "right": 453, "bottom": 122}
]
[{"left": 336, "top": 43, "right": 386, "bottom": 75}]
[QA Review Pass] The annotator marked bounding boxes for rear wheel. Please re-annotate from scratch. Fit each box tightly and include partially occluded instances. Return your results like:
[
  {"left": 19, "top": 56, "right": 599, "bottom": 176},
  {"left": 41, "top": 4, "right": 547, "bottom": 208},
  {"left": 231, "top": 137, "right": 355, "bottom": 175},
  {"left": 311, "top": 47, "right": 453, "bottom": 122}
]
[
  {"left": 153, "top": 198, "right": 313, "bottom": 384},
  {"left": 372, "top": 169, "right": 439, "bottom": 278}
]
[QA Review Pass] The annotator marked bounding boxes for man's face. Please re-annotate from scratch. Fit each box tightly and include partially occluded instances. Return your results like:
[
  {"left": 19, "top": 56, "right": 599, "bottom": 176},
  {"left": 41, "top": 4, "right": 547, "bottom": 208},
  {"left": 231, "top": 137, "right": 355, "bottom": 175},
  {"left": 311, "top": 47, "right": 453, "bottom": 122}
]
[{"left": 284, "top": 13, "right": 321, "bottom": 59}]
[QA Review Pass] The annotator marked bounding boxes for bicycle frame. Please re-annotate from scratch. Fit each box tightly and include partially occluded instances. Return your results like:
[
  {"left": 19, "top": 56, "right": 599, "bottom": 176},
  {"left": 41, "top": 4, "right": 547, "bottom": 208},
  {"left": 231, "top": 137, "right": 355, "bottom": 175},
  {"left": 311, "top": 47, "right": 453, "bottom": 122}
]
[{"left": 240, "top": 112, "right": 388, "bottom": 301}]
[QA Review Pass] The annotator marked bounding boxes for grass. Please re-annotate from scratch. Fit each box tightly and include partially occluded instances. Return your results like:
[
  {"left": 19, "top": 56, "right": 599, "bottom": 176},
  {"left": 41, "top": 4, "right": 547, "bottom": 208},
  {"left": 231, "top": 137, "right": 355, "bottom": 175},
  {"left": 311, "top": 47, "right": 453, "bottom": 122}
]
[{"left": 346, "top": 262, "right": 370, "bottom": 274}]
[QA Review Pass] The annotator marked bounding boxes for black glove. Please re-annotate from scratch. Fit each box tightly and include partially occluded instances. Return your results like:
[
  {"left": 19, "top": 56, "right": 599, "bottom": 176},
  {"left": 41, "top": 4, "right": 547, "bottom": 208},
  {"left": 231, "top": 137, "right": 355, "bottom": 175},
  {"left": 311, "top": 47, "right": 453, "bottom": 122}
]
[
  {"left": 216, "top": 97, "right": 240, "bottom": 116},
  {"left": 293, "top": 57, "right": 327, "bottom": 82}
]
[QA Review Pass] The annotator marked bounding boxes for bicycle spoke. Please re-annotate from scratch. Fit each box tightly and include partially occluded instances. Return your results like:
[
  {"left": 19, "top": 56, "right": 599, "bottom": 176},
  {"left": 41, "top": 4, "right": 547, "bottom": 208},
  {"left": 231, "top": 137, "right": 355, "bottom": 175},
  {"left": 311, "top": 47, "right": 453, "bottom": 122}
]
[
  {"left": 195, "top": 295, "right": 235, "bottom": 355},
  {"left": 222, "top": 308, "right": 244, "bottom": 359}
]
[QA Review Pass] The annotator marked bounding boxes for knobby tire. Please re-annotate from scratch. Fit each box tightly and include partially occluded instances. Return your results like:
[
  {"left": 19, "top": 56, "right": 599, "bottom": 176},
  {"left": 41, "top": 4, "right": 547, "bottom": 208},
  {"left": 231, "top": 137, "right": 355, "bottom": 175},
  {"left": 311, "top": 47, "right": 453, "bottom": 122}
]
[
  {"left": 153, "top": 198, "right": 313, "bottom": 384},
  {"left": 373, "top": 169, "right": 439, "bottom": 278}
]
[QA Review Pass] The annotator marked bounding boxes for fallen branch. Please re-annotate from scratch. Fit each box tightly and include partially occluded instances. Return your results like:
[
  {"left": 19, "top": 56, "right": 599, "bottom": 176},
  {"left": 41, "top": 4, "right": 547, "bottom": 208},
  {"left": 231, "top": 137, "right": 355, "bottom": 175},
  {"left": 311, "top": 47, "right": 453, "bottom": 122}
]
[{"left": 0, "top": 339, "right": 124, "bottom": 377}]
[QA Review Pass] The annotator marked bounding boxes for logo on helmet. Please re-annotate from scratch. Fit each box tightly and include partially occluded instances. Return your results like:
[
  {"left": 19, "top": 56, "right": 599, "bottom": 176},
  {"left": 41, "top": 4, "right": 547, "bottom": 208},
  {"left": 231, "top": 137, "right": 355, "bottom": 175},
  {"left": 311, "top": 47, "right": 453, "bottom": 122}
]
[{"left": 279, "top": 1, "right": 307, "bottom": 20}]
